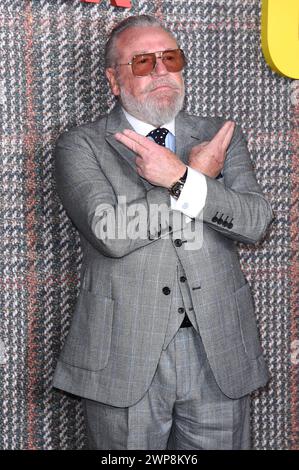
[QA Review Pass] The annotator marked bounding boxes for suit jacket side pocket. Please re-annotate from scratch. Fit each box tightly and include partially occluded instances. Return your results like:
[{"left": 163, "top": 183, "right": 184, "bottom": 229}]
[
  {"left": 60, "top": 289, "right": 114, "bottom": 371},
  {"left": 235, "top": 282, "right": 263, "bottom": 360}
]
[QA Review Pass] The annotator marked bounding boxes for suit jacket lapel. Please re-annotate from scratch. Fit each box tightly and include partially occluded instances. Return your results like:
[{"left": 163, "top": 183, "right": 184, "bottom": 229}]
[
  {"left": 175, "top": 111, "right": 205, "bottom": 164},
  {"left": 105, "top": 102, "right": 137, "bottom": 173}
]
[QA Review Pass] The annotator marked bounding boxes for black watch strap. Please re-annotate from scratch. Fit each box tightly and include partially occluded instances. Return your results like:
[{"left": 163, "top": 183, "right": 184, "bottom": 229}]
[
  {"left": 169, "top": 167, "right": 188, "bottom": 199},
  {"left": 180, "top": 167, "right": 188, "bottom": 183}
]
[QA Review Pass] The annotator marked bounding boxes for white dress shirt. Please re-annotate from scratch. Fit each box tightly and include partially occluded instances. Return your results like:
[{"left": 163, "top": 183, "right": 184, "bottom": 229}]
[{"left": 122, "top": 108, "right": 207, "bottom": 222}]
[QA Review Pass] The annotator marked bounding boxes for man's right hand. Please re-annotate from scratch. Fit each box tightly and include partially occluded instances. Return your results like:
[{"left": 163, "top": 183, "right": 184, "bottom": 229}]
[{"left": 188, "top": 121, "right": 235, "bottom": 178}]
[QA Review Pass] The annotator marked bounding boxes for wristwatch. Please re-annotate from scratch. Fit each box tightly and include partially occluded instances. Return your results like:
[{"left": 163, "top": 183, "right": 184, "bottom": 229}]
[{"left": 169, "top": 167, "right": 188, "bottom": 200}]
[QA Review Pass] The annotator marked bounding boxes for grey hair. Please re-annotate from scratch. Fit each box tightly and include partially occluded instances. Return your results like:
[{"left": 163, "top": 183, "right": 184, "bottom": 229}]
[{"left": 104, "top": 15, "right": 175, "bottom": 68}]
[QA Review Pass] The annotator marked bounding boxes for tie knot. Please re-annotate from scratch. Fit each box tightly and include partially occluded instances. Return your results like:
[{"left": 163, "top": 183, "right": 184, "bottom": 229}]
[{"left": 147, "top": 127, "right": 169, "bottom": 147}]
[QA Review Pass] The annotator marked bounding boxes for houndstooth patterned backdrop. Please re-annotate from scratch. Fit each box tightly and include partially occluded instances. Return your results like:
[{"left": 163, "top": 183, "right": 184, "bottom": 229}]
[{"left": 0, "top": 0, "right": 298, "bottom": 450}]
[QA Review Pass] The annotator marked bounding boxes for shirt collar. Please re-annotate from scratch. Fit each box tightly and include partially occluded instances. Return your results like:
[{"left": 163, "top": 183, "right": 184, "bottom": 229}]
[{"left": 122, "top": 107, "right": 175, "bottom": 136}]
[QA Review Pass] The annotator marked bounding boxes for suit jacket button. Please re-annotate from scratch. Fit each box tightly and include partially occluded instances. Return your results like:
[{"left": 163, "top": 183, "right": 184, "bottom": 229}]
[
  {"left": 162, "top": 286, "right": 171, "bottom": 295},
  {"left": 217, "top": 214, "right": 224, "bottom": 225},
  {"left": 178, "top": 307, "right": 185, "bottom": 314},
  {"left": 180, "top": 276, "right": 187, "bottom": 283},
  {"left": 222, "top": 217, "right": 229, "bottom": 227},
  {"left": 212, "top": 212, "right": 219, "bottom": 223},
  {"left": 174, "top": 239, "right": 183, "bottom": 247},
  {"left": 228, "top": 221, "right": 233, "bottom": 229}
]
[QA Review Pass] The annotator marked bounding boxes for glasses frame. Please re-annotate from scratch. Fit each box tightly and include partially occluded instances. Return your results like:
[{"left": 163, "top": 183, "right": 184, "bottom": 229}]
[{"left": 115, "top": 48, "right": 186, "bottom": 77}]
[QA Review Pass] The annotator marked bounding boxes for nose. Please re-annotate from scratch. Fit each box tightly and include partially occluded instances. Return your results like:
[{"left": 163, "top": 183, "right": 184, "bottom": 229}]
[{"left": 152, "top": 55, "right": 168, "bottom": 76}]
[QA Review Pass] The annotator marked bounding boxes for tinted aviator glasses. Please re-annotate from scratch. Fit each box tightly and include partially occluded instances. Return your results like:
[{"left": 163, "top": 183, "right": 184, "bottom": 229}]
[{"left": 116, "top": 48, "right": 186, "bottom": 77}]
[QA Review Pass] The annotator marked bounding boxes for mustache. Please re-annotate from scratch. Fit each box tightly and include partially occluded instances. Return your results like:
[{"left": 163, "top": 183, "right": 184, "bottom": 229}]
[{"left": 143, "top": 79, "right": 182, "bottom": 93}]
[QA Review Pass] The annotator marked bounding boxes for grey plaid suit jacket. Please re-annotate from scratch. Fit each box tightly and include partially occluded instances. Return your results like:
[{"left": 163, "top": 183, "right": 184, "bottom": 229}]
[{"left": 52, "top": 103, "right": 274, "bottom": 406}]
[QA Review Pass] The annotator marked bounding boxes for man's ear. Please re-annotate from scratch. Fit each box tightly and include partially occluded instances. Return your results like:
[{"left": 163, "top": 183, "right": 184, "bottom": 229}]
[{"left": 105, "top": 68, "right": 120, "bottom": 96}]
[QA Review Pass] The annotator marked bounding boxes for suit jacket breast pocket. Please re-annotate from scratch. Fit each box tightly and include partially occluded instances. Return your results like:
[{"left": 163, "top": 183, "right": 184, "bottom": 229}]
[
  {"left": 60, "top": 289, "right": 114, "bottom": 371},
  {"left": 235, "top": 282, "right": 263, "bottom": 360}
]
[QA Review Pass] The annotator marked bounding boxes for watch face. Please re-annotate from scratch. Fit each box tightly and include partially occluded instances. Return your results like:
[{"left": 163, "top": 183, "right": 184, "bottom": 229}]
[{"left": 171, "top": 181, "right": 184, "bottom": 198}]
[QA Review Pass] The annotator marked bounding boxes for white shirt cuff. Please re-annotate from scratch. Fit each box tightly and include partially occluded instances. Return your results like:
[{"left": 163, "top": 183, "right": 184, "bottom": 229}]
[{"left": 170, "top": 166, "right": 207, "bottom": 222}]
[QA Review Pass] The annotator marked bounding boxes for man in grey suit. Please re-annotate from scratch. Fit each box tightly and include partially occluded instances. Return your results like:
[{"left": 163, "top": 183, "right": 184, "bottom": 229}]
[{"left": 52, "top": 15, "right": 273, "bottom": 450}]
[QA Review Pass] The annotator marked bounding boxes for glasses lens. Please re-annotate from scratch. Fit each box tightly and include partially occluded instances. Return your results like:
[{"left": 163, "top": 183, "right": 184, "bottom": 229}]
[
  {"left": 131, "top": 49, "right": 186, "bottom": 76},
  {"left": 162, "top": 49, "right": 186, "bottom": 72},
  {"left": 132, "top": 53, "right": 156, "bottom": 76}
]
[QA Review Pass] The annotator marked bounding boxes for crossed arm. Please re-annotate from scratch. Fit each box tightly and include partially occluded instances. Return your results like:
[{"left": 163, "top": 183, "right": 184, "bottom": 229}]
[
  {"left": 114, "top": 122, "right": 274, "bottom": 244},
  {"left": 54, "top": 122, "right": 273, "bottom": 259},
  {"left": 114, "top": 120, "right": 236, "bottom": 188}
]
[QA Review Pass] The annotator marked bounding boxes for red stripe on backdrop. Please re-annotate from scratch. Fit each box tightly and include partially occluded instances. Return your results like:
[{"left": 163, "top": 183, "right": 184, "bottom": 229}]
[
  {"left": 290, "top": 98, "right": 299, "bottom": 450},
  {"left": 23, "top": 1, "right": 39, "bottom": 450}
]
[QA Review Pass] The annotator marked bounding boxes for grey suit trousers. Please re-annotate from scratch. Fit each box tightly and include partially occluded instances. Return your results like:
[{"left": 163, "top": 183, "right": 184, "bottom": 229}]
[{"left": 82, "top": 326, "right": 250, "bottom": 450}]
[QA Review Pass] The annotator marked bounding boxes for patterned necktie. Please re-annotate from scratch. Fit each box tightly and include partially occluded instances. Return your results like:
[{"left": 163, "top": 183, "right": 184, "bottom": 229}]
[{"left": 147, "top": 127, "right": 169, "bottom": 147}]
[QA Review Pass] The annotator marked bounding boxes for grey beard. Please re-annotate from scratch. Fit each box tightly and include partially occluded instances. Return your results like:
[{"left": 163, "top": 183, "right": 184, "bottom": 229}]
[{"left": 119, "top": 85, "right": 185, "bottom": 127}]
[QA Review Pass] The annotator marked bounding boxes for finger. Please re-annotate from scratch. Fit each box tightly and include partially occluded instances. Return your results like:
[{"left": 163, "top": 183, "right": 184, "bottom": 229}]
[
  {"left": 114, "top": 130, "right": 147, "bottom": 155},
  {"left": 122, "top": 129, "right": 172, "bottom": 155},
  {"left": 136, "top": 165, "right": 144, "bottom": 177},
  {"left": 195, "top": 141, "right": 209, "bottom": 150},
  {"left": 210, "top": 121, "right": 234, "bottom": 148},
  {"left": 189, "top": 141, "right": 209, "bottom": 157},
  {"left": 221, "top": 121, "right": 235, "bottom": 151},
  {"left": 135, "top": 156, "right": 143, "bottom": 167},
  {"left": 122, "top": 129, "right": 155, "bottom": 149},
  {"left": 192, "top": 140, "right": 209, "bottom": 148}
]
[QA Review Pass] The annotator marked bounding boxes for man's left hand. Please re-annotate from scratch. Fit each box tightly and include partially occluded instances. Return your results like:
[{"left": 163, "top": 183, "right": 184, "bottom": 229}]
[
  {"left": 114, "top": 129, "right": 186, "bottom": 188},
  {"left": 188, "top": 121, "right": 235, "bottom": 178}
]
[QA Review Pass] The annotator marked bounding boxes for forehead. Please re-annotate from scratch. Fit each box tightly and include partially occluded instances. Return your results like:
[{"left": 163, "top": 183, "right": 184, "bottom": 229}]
[{"left": 115, "top": 26, "right": 178, "bottom": 60}]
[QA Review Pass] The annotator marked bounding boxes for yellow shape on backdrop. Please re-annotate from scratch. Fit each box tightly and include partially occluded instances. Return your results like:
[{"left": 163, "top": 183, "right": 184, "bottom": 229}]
[{"left": 261, "top": 0, "right": 299, "bottom": 79}]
